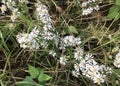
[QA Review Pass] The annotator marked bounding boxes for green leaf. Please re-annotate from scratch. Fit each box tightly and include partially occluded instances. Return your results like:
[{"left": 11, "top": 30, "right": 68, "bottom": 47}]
[
  {"left": 68, "top": 25, "right": 78, "bottom": 34},
  {"left": 17, "top": 76, "right": 35, "bottom": 86},
  {"left": 28, "top": 65, "right": 39, "bottom": 79},
  {"left": 109, "top": 0, "right": 114, "bottom": 3},
  {"left": 107, "top": 5, "right": 120, "bottom": 20},
  {"left": 108, "top": 5, "right": 120, "bottom": 14},
  {"left": 38, "top": 70, "right": 51, "bottom": 82},
  {"left": 16, "top": 81, "right": 42, "bottom": 86},
  {"left": 116, "top": 0, "right": 120, "bottom": 6}
]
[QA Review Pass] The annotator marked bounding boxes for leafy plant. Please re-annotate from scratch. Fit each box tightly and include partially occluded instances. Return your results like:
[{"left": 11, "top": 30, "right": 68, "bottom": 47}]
[
  {"left": 16, "top": 65, "right": 51, "bottom": 86},
  {"left": 107, "top": 0, "right": 120, "bottom": 20}
]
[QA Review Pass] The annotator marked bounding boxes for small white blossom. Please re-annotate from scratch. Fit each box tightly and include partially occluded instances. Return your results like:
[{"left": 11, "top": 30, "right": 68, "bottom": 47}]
[
  {"left": 10, "top": 8, "right": 20, "bottom": 22},
  {"left": 60, "top": 55, "right": 68, "bottom": 65},
  {"left": 74, "top": 63, "right": 80, "bottom": 72},
  {"left": 94, "top": 5, "right": 100, "bottom": 11},
  {"left": 112, "top": 47, "right": 119, "bottom": 53},
  {"left": 0, "top": 5, "right": 7, "bottom": 13},
  {"left": 93, "top": 73, "right": 105, "bottom": 85},
  {"left": 72, "top": 70, "right": 80, "bottom": 77},
  {"left": 114, "top": 50, "right": 120, "bottom": 68},
  {"left": 6, "top": 0, "right": 16, "bottom": 9},
  {"left": 82, "top": 2, "right": 88, "bottom": 7},
  {"left": 2, "top": 0, "right": 6, "bottom": 4},
  {"left": 49, "top": 50, "right": 56, "bottom": 57},
  {"left": 74, "top": 48, "right": 83, "bottom": 60}
]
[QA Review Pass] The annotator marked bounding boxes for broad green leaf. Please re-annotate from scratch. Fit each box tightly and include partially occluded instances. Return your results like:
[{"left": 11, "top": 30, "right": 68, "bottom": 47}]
[
  {"left": 109, "top": 0, "right": 114, "bottom": 3},
  {"left": 107, "top": 5, "right": 120, "bottom": 20},
  {"left": 108, "top": 5, "right": 120, "bottom": 14},
  {"left": 17, "top": 76, "right": 35, "bottom": 86},
  {"left": 68, "top": 25, "right": 78, "bottom": 34},
  {"left": 16, "top": 81, "right": 42, "bottom": 86},
  {"left": 28, "top": 65, "right": 39, "bottom": 79},
  {"left": 38, "top": 71, "right": 51, "bottom": 82},
  {"left": 116, "top": 0, "right": 120, "bottom": 6}
]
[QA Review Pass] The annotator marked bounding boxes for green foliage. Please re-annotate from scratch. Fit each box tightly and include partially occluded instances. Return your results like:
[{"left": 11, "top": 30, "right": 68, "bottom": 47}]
[
  {"left": 28, "top": 65, "right": 39, "bottom": 79},
  {"left": 115, "top": 0, "right": 120, "bottom": 6},
  {"left": 68, "top": 25, "right": 78, "bottom": 34},
  {"left": 38, "top": 70, "right": 51, "bottom": 82},
  {"left": 16, "top": 65, "right": 51, "bottom": 86},
  {"left": 107, "top": 0, "right": 120, "bottom": 20},
  {"left": 17, "top": 76, "right": 39, "bottom": 86}
]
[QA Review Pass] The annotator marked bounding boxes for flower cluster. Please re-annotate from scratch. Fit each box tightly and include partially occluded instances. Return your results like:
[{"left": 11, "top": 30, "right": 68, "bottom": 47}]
[
  {"left": 16, "top": 27, "right": 40, "bottom": 50},
  {"left": 114, "top": 50, "right": 120, "bottom": 68},
  {"left": 16, "top": 0, "right": 59, "bottom": 51},
  {"left": 81, "top": 0, "right": 100, "bottom": 15},
  {"left": 35, "top": 1, "right": 58, "bottom": 41},
  {"left": 59, "top": 35, "right": 82, "bottom": 65},
  {"left": 59, "top": 35, "right": 81, "bottom": 49},
  {"left": 72, "top": 49, "right": 112, "bottom": 84},
  {"left": 0, "top": 0, "right": 20, "bottom": 22}
]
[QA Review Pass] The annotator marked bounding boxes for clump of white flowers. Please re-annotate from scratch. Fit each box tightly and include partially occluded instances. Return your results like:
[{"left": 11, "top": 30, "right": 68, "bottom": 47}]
[
  {"left": 0, "top": 0, "right": 20, "bottom": 22},
  {"left": 35, "top": 1, "right": 58, "bottom": 41},
  {"left": 81, "top": 0, "right": 100, "bottom": 15},
  {"left": 16, "top": 27, "right": 40, "bottom": 50},
  {"left": 59, "top": 35, "right": 81, "bottom": 49},
  {"left": 35, "top": 1, "right": 52, "bottom": 24},
  {"left": 114, "top": 50, "right": 120, "bottom": 68},
  {"left": 72, "top": 48, "right": 112, "bottom": 84},
  {"left": 16, "top": 0, "right": 59, "bottom": 50}
]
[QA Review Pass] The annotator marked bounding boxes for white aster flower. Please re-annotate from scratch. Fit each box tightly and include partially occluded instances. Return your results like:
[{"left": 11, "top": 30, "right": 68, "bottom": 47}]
[
  {"left": 72, "top": 70, "right": 80, "bottom": 77},
  {"left": 93, "top": 73, "right": 105, "bottom": 84},
  {"left": 49, "top": 50, "right": 56, "bottom": 57},
  {"left": 0, "top": 5, "right": 7, "bottom": 13},
  {"left": 94, "top": 5, "right": 100, "bottom": 11},
  {"left": 82, "top": 2, "right": 88, "bottom": 7},
  {"left": 60, "top": 55, "right": 68, "bottom": 65},
  {"left": 74, "top": 63, "right": 80, "bottom": 72},
  {"left": 6, "top": 0, "right": 16, "bottom": 9},
  {"left": 74, "top": 48, "right": 83, "bottom": 60},
  {"left": 10, "top": 8, "right": 20, "bottom": 22},
  {"left": 114, "top": 51, "right": 120, "bottom": 68}
]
